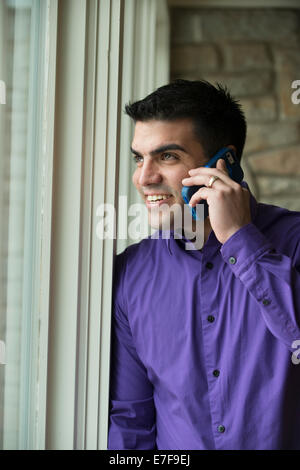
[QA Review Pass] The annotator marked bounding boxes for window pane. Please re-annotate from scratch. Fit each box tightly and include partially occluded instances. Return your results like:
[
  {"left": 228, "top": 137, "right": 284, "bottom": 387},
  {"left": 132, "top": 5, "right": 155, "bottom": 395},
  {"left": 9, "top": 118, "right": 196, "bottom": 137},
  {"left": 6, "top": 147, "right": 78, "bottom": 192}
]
[{"left": 0, "top": 0, "right": 43, "bottom": 449}]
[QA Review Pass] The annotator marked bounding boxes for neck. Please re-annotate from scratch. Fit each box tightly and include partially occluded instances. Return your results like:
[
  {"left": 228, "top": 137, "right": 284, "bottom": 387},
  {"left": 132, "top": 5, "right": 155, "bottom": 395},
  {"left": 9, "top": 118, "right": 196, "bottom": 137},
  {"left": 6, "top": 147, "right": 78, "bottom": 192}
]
[
  {"left": 183, "top": 216, "right": 212, "bottom": 250},
  {"left": 203, "top": 218, "right": 212, "bottom": 245}
]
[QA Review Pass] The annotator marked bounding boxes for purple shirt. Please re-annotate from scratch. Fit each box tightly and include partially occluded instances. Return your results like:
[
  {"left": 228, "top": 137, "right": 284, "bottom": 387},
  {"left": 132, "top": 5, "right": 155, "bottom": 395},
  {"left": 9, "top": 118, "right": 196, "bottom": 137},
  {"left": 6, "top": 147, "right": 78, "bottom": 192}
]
[{"left": 108, "top": 185, "right": 300, "bottom": 450}]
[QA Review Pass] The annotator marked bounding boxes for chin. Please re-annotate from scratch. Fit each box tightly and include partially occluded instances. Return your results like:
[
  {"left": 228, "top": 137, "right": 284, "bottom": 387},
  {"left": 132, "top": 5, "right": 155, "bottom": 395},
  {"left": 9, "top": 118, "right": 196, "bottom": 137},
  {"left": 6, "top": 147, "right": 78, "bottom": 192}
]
[{"left": 147, "top": 202, "right": 184, "bottom": 232}]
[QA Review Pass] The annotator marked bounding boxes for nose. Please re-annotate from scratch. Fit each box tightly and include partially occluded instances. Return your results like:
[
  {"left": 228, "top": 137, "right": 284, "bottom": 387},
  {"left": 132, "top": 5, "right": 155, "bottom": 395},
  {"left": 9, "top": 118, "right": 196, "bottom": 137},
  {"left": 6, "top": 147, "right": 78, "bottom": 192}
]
[{"left": 137, "top": 158, "right": 162, "bottom": 186}]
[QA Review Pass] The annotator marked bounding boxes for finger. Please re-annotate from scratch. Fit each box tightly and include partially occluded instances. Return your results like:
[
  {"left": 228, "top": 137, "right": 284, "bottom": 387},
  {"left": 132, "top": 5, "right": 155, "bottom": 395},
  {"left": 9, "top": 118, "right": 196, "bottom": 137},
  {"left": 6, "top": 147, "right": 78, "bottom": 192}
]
[
  {"left": 189, "top": 187, "right": 210, "bottom": 207},
  {"left": 216, "top": 158, "right": 228, "bottom": 175},
  {"left": 187, "top": 166, "right": 231, "bottom": 180},
  {"left": 185, "top": 167, "right": 238, "bottom": 188},
  {"left": 189, "top": 184, "right": 250, "bottom": 208},
  {"left": 182, "top": 172, "right": 227, "bottom": 189}
]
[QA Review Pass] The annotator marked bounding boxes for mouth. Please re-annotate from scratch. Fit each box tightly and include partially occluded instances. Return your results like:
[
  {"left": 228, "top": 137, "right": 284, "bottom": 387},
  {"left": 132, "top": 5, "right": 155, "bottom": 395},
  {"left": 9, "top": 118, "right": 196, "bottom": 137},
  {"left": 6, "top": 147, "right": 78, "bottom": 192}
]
[{"left": 145, "top": 193, "right": 173, "bottom": 208}]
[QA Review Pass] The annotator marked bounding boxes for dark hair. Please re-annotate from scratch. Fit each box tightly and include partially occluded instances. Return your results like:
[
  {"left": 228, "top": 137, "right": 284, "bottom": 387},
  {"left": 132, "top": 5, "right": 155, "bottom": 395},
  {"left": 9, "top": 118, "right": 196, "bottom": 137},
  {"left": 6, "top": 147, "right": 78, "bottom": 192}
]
[{"left": 125, "top": 79, "right": 247, "bottom": 162}]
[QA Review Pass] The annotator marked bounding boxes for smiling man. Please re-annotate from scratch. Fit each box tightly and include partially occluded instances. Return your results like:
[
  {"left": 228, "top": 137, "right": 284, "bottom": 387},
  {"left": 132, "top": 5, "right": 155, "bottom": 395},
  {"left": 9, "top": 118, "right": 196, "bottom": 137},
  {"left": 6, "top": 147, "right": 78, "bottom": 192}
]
[{"left": 108, "top": 79, "right": 300, "bottom": 450}]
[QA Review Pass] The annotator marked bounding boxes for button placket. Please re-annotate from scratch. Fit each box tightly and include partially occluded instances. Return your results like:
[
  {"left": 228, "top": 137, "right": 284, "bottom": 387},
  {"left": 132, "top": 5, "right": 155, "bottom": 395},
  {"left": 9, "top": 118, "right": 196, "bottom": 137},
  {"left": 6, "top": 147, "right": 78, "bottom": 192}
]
[{"left": 201, "top": 251, "right": 226, "bottom": 447}]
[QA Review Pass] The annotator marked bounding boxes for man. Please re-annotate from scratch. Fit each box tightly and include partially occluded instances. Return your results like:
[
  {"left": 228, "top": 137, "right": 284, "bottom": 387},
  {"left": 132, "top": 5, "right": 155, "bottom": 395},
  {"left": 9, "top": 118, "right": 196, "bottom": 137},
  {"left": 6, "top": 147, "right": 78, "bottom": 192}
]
[{"left": 108, "top": 79, "right": 300, "bottom": 450}]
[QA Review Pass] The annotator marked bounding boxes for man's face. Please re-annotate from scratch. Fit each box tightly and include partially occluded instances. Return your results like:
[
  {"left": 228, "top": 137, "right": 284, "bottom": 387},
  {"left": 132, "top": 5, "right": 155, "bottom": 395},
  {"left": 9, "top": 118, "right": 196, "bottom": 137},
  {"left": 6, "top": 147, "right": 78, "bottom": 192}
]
[{"left": 131, "top": 118, "right": 208, "bottom": 230}]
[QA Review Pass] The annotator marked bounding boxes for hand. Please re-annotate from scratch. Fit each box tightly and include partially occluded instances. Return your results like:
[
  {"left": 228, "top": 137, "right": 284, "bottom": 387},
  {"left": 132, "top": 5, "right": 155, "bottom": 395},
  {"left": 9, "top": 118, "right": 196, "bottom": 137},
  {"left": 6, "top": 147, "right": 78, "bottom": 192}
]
[{"left": 181, "top": 159, "right": 251, "bottom": 244}]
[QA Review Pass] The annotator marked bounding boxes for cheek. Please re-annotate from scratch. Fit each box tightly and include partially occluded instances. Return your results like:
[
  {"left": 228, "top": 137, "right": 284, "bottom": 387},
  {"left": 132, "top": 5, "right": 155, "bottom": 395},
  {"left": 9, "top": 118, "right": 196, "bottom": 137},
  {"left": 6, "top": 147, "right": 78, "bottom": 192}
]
[
  {"left": 170, "top": 170, "right": 190, "bottom": 190},
  {"left": 132, "top": 169, "right": 139, "bottom": 187}
]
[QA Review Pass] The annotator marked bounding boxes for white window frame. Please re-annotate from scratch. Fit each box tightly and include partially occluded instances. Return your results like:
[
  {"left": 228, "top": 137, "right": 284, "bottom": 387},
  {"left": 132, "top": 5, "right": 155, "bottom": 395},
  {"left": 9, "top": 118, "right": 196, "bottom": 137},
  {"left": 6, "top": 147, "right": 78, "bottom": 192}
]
[
  {"left": 0, "top": 0, "right": 57, "bottom": 450},
  {"left": 18, "top": 0, "right": 58, "bottom": 450}
]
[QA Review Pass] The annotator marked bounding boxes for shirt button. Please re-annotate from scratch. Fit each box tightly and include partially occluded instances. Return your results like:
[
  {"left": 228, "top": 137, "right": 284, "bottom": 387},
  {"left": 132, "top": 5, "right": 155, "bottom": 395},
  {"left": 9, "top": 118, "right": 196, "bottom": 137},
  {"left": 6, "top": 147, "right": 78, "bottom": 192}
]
[
  {"left": 213, "top": 369, "right": 220, "bottom": 377},
  {"left": 207, "top": 315, "right": 215, "bottom": 323},
  {"left": 262, "top": 299, "right": 270, "bottom": 306},
  {"left": 206, "top": 262, "right": 213, "bottom": 269},
  {"left": 229, "top": 256, "right": 236, "bottom": 264},
  {"left": 218, "top": 425, "right": 225, "bottom": 433}
]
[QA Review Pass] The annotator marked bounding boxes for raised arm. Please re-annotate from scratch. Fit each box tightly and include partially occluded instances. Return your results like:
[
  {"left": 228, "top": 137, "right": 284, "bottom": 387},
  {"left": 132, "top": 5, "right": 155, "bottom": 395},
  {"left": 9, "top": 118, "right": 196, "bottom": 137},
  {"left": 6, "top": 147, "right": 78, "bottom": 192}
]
[{"left": 220, "top": 221, "right": 300, "bottom": 351}]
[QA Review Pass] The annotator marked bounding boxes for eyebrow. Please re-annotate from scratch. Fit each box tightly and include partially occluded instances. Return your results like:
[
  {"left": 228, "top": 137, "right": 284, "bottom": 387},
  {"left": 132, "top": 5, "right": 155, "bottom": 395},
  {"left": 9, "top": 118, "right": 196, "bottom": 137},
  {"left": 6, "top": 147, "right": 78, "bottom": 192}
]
[{"left": 130, "top": 143, "right": 188, "bottom": 157}]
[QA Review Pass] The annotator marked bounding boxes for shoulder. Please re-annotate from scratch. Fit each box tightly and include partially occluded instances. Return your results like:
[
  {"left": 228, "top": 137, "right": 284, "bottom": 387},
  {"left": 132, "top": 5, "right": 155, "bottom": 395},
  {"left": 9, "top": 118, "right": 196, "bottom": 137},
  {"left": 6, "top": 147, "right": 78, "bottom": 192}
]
[
  {"left": 254, "top": 202, "right": 300, "bottom": 255},
  {"left": 255, "top": 202, "right": 300, "bottom": 232},
  {"left": 113, "top": 235, "right": 167, "bottom": 304},
  {"left": 115, "top": 235, "right": 161, "bottom": 273}
]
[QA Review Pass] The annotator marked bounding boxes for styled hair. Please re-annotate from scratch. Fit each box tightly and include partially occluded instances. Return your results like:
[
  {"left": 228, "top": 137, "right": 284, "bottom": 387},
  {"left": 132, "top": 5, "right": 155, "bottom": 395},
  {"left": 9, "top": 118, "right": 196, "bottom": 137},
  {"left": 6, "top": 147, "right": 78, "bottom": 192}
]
[{"left": 125, "top": 79, "right": 247, "bottom": 162}]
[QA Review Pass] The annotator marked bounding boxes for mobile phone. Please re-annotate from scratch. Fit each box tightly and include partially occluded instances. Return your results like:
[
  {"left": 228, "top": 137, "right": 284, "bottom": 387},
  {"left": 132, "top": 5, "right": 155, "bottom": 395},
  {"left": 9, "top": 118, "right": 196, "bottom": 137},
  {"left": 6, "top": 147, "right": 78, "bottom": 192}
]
[{"left": 181, "top": 147, "right": 244, "bottom": 220}]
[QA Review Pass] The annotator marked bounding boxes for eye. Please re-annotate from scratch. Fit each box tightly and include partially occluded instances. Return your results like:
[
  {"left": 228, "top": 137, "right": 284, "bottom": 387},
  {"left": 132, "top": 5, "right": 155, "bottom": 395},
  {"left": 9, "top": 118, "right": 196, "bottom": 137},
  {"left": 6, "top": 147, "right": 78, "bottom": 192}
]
[
  {"left": 133, "top": 154, "right": 143, "bottom": 164},
  {"left": 162, "top": 153, "right": 178, "bottom": 161}
]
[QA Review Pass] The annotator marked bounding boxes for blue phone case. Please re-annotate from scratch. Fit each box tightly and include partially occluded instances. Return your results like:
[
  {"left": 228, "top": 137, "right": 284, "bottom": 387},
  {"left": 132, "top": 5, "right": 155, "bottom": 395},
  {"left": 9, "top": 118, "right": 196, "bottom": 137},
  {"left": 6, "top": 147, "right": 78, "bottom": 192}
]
[{"left": 181, "top": 147, "right": 244, "bottom": 220}]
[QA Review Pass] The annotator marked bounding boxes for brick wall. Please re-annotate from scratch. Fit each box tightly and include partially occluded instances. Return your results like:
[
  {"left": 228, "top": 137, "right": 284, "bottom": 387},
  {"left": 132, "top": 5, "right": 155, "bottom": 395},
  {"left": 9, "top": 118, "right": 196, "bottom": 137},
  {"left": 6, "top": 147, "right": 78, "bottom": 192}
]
[{"left": 170, "top": 8, "right": 300, "bottom": 210}]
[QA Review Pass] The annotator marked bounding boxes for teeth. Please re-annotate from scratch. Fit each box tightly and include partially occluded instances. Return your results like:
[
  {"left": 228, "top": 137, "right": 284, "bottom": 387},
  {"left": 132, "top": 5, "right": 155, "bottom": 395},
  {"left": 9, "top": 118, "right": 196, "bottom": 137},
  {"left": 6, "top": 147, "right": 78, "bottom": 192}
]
[{"left": 147, "top": 195, "right": 170, "bottom": 201}]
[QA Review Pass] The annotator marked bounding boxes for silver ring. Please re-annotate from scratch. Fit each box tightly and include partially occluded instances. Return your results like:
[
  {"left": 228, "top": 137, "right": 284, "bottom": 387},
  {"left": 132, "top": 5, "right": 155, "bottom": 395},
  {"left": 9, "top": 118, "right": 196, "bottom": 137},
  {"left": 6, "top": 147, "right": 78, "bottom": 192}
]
[{"left": 208, "top": 175, "right": 219, "bottom": 188}]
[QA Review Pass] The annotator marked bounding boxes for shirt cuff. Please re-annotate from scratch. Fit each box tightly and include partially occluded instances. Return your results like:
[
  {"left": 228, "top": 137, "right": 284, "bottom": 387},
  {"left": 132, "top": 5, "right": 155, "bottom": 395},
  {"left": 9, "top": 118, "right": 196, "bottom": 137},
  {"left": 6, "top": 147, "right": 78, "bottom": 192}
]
[{"left": 220, "top": 223, "right": 273, "bottom": 278}]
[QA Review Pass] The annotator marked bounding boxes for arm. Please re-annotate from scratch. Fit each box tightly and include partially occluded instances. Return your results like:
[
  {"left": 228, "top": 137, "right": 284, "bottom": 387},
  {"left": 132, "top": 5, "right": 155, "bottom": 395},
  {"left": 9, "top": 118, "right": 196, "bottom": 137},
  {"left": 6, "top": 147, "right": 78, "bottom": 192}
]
[
  {"left": 107, "top": 251, "right": 156, "bottom": 450},
  {"left": 182, "top": 158, "right": 300, "bottom": 350},
  {"left": 220, "top": 222, "right": 300, "bottom": 350}
]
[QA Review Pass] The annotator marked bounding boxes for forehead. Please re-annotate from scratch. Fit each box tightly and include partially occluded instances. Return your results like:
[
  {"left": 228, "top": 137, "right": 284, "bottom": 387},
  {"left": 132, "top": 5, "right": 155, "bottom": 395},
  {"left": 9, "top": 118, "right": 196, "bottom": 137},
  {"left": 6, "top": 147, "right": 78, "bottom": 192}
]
[{"left": 131, "top": 119, "right": 199, "bottom": 152}]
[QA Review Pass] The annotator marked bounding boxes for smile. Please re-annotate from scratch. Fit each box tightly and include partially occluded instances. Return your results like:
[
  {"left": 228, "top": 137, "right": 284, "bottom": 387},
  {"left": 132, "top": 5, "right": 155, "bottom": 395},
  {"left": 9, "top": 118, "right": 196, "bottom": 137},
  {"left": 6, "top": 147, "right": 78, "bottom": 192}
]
[
  {"left": 146, "top": 194, "right": 172, "bottom": 202},
  {"left": 145, "top": 194, "right": 173, "bottom": 207}
]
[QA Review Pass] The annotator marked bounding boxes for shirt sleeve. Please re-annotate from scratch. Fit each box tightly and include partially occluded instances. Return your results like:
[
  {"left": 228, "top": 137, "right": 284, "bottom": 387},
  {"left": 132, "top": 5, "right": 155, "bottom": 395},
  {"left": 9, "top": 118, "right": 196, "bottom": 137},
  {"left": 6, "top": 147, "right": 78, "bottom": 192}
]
[
  {"left": 220, "top": 222, "right": 300, "bottom": 351},
  {"left": 107, "top": 250, "right": 156, "bottom": 450}
]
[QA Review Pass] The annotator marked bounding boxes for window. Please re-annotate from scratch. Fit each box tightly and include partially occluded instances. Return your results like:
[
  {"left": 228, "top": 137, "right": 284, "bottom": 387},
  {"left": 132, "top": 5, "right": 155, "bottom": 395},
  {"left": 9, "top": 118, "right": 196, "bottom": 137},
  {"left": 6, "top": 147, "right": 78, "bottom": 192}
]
[
  {"left": 0, "top": 0, "right": 169, "bottom": 449},
  {"left": 0, "top": 0, "right": 55, "bottom": 449}
]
